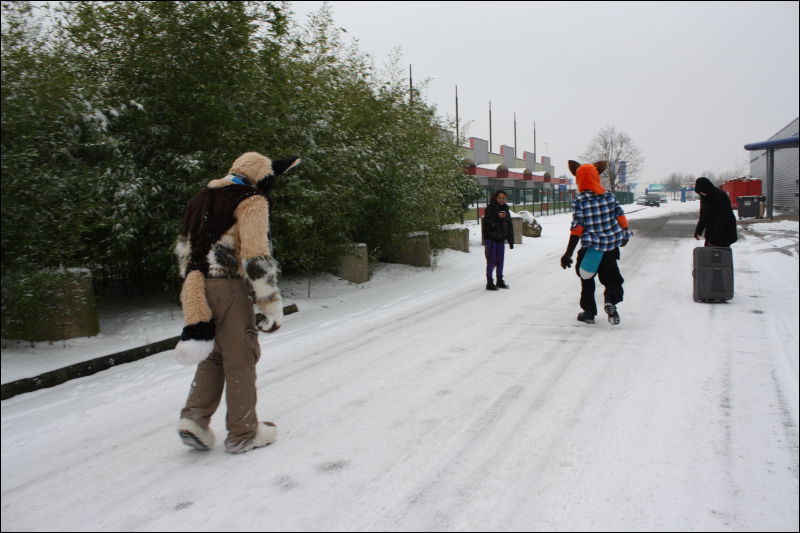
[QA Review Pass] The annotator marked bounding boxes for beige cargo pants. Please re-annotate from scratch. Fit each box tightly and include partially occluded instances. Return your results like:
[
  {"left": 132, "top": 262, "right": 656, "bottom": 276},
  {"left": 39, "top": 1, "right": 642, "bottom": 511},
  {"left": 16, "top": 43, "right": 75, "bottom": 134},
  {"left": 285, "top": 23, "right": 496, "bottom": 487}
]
[{"left": 181, "top": 278, "right": 261, "bottom": 451}]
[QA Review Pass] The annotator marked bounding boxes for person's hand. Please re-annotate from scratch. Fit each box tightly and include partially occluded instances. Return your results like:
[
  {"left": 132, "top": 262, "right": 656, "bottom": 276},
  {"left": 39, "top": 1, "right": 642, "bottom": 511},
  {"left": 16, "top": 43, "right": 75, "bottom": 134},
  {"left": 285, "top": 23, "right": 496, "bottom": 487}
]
[
  {"left": 693, "top": 234, "right": 701, "bottom": 240},
  {"left": 255, "top": 296, "right": 283, "bottom": 333},
  {"left": 621, "top": 237, "right": 629, "bottom": 247},
  {"left": 560, "top": 254, "right": 573, "bottom": 269},
  {"left": 256, "top": 313, "right": 281, "bottom": 333}
]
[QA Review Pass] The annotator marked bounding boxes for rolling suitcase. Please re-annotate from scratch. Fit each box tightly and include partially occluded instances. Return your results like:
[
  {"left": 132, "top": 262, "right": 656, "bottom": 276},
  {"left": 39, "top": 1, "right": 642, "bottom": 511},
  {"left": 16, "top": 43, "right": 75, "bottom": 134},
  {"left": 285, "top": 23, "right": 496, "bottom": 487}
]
[{"left": 693, "top": 247, "right": 734, "bottom": 302}]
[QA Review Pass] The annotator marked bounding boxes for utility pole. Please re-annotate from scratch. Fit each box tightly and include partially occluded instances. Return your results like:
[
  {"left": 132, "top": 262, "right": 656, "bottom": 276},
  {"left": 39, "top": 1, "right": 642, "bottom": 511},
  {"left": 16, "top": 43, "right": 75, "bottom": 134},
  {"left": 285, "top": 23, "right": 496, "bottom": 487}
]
[
  {"left": 409, "top": 64, "right": 412, "bottom": 104},
  {"left": 455, "top": 85, "right": 459, "bottom": 144},
  {"left": 489, "top": 101, "right": 493, "bottom": 152},
  {"left": 533, "top": 122, "right": 537, "bottom": 170},
  {"left": 513, "top": 112, "right": 517, "bottom": 158},
  {"left": 766, "top": 148, "right": 774, "bottom": 219}
]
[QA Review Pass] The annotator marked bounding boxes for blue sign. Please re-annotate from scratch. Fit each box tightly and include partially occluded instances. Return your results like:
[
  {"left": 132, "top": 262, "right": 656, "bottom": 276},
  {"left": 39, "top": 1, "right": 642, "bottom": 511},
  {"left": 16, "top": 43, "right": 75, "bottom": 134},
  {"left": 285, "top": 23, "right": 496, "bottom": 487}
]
[{"left": 609, "top": 160, "right": 628, "bottom": 184}]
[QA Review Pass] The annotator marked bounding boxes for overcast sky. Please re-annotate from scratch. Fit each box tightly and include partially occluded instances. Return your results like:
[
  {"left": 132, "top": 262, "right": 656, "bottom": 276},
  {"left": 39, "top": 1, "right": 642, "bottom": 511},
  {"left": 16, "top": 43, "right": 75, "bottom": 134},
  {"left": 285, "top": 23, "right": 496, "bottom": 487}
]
[{"left": 290, "top": 1, "right": 799, "bottom": 184}]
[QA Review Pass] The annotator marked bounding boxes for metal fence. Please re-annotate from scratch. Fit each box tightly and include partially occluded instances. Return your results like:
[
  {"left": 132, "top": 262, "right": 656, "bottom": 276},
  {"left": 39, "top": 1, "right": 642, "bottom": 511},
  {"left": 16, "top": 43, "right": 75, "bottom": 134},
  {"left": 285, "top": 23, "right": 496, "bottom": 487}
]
[{"left": 478, "top": 187, "right": 634, "bottom": 218}]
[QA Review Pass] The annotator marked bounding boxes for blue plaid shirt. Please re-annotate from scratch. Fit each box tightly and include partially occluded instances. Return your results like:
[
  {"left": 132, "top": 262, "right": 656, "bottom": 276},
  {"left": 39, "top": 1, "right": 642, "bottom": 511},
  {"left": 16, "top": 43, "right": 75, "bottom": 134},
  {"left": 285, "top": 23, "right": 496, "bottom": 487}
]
[{"left": 570, "top": 191, "right": 629, "bottom": 251}]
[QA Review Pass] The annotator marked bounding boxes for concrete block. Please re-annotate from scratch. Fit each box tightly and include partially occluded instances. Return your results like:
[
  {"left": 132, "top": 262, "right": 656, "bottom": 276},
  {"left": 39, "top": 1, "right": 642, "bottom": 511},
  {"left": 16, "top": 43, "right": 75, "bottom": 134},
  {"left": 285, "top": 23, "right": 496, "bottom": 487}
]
[
  {"left": 2, "top": 268, "right": 100, "bottom": 342},
  {"left": 389, "top": 232, "right": 431, "bottom": 267},
  {"left": 441, "top": 226, "right": 469, "bottom": 253},
  {"left": 511, "top": 217, "right": 523, "bottom": 244},
  {"left": 336, "top": 243, "right": 369, "bottom": 284}
]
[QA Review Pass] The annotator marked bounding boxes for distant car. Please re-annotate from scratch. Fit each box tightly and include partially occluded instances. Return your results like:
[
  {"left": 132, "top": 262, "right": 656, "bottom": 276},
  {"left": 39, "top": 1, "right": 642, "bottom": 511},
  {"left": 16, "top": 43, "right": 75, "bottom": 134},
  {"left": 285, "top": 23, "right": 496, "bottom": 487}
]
[
  {"left": 660, "top": 195, "right": 668, "bottom": 203},
  {"left": 636, "top": 196, "right": 647, "bottom": 205},
  {"left": 645, "top": 194, "right": 661, "bottom": 207}
]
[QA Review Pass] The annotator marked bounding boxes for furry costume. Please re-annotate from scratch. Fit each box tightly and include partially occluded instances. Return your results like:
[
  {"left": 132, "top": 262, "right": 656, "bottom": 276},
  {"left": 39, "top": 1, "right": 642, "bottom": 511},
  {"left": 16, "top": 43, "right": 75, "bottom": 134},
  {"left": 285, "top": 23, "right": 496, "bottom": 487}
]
[
  {"left": 561, "top": 160, "right": 630, "bottom": 324},
  {"left": 566, "top": 160, "right": 630, "bottom": 251},
  {"left": 570, "top": 159, "right": 607, "bottom": 195},
  {"left": 174, "top": 152, "right": 300, "bottom": 365}
]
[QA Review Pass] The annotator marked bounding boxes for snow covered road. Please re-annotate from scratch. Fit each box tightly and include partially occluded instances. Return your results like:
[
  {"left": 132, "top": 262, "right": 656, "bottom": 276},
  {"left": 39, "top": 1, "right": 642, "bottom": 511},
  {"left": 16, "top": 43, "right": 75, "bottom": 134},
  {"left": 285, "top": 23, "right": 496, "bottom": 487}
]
[{"left": 2, "top": 203, "right": 798, "bottom": 531}]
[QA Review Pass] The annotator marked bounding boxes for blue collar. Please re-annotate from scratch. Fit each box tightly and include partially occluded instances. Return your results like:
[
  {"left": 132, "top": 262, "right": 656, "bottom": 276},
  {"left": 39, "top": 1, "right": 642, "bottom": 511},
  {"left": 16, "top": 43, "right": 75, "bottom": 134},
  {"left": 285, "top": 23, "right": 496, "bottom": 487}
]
[{"left": 230, "top": 175, "right": 248, "bottom": 186}]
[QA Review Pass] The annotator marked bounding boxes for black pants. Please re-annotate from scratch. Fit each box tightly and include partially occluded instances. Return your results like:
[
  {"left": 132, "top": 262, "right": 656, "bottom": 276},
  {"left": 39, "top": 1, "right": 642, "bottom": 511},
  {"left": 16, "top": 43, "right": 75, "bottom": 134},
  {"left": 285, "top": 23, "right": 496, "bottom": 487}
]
[{"left": 575, "top": 247, "right": 624, "bottom": 316}]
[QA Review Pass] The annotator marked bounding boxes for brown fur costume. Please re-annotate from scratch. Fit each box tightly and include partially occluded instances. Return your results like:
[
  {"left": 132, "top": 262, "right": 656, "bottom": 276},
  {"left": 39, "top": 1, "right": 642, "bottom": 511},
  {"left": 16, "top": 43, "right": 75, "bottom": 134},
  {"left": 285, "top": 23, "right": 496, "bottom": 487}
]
[{"left": 174, "top": 152, "right": 300, "bottom": 364}]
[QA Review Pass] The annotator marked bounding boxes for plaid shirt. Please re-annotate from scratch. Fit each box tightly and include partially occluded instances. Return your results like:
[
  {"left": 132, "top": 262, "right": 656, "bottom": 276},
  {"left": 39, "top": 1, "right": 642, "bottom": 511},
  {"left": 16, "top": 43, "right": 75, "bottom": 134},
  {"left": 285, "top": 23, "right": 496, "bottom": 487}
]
[{"left": 570, "top": 191, "right": 629, "bottom": 251}]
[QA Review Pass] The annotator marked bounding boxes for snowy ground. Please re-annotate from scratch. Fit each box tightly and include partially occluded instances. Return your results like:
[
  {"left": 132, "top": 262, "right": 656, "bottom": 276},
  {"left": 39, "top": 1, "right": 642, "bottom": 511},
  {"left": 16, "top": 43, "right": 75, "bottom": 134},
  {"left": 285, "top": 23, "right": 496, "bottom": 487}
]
[
  {"left": 1, "top": 201, "right": 798, "bottom": 532},
  {"left": 1, "top": 296, "right": 183, "bottom": 383}
]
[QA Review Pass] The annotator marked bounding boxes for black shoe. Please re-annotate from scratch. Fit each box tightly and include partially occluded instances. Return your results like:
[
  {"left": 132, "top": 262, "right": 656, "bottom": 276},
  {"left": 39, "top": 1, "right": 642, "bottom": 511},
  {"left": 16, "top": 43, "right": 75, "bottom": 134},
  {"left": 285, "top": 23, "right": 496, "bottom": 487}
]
[
  {"left": 577, "top": 311, "right": 595, "bottom": 324},
  {"left": 486, "top": 281, "right": 499, "bottom": 291},
  {"left": 604, "top": 303, "right": 620, "bottom": 325},
  {"left": 496, "top": 279, "right": 510, "bottom": 289}
]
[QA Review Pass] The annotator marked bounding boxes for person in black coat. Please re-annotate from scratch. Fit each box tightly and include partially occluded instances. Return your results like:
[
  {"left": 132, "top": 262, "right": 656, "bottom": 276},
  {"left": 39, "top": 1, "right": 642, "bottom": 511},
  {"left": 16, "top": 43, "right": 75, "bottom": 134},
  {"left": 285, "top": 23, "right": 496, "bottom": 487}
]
[
  {"left": 693, "top": 177, "right": 738, "bottom": 247},
  {"left": 482, "top": 190, "right": 515, "bottom": 290}
]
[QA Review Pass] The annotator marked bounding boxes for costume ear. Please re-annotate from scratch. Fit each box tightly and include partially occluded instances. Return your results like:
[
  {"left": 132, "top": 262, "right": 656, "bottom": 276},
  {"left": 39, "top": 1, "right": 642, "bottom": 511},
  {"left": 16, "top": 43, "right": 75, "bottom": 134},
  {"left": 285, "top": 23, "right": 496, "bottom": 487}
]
[
  {"left": 568, "top": 160, "right": 581, "bottom": 176},
  {"left": 271, "top": 156, "right": 301, "bottom": 178},
  {"left": 593, "top": 161, "right": 608, "bottom": 175}
]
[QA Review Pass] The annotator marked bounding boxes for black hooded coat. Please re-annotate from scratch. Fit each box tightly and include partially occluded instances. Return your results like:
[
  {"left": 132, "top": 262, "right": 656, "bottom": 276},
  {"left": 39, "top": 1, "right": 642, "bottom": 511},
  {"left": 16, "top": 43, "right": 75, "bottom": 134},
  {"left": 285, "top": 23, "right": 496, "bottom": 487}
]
[
  {"left": 694, "top": 177, "right": 738, "bottom": 247},
  {"left": 483, "top": 202, "right": 515, "bottom": 245}
]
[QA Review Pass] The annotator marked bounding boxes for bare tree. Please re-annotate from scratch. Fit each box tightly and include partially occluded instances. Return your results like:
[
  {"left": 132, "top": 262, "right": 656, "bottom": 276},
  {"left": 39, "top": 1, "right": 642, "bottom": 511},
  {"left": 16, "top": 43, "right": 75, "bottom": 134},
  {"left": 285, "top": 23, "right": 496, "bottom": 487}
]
[
  {"left": 718, "top": 169, "right": 742, "bottom": 183},
  {"left": 581, "top": 126, "right": 644, "bottom": 192},
  {"left": 700, "top": 170, "right": 721, "bottom": 186},
  {"left": 663, "top": 171, "right": 696, "bottom": 190},
  {"left": 665, "top": 172, "right": 684, "bottom": 192},
  {"left": 733, "top": 153, "right": 751, "bottom": 179},
  {"left": 700, "top": 166, "right": 745, "bottom": 187}
]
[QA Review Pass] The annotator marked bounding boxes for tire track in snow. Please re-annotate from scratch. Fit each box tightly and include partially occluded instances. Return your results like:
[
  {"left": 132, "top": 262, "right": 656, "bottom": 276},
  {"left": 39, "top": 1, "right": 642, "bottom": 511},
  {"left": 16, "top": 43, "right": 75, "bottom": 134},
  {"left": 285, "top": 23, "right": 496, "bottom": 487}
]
[
  {"left": 383, "top": 336, "right": 585, "bottom": 531},
  {"left": 497, "top": 220, "right": 686, "bottom": 530},
  {"left": 312, "top": 256, "right": 595, "bottom": 530}
]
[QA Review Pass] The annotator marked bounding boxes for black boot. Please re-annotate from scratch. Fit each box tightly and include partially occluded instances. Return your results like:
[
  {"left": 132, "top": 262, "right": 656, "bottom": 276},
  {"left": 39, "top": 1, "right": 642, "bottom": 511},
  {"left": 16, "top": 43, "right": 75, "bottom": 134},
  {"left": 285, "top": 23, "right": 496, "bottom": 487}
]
[
  {"left": 576, "top": 311, "right": 595, "bottom": 324},
  {"left": 604, "top": 303, "right": 620, "bottom": 325},
  {"left": 486, "top": 279, "right": 499, "bottom": 291},
  {"left": 496, "top": 278, "right": 510, "bottom": 289}
]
